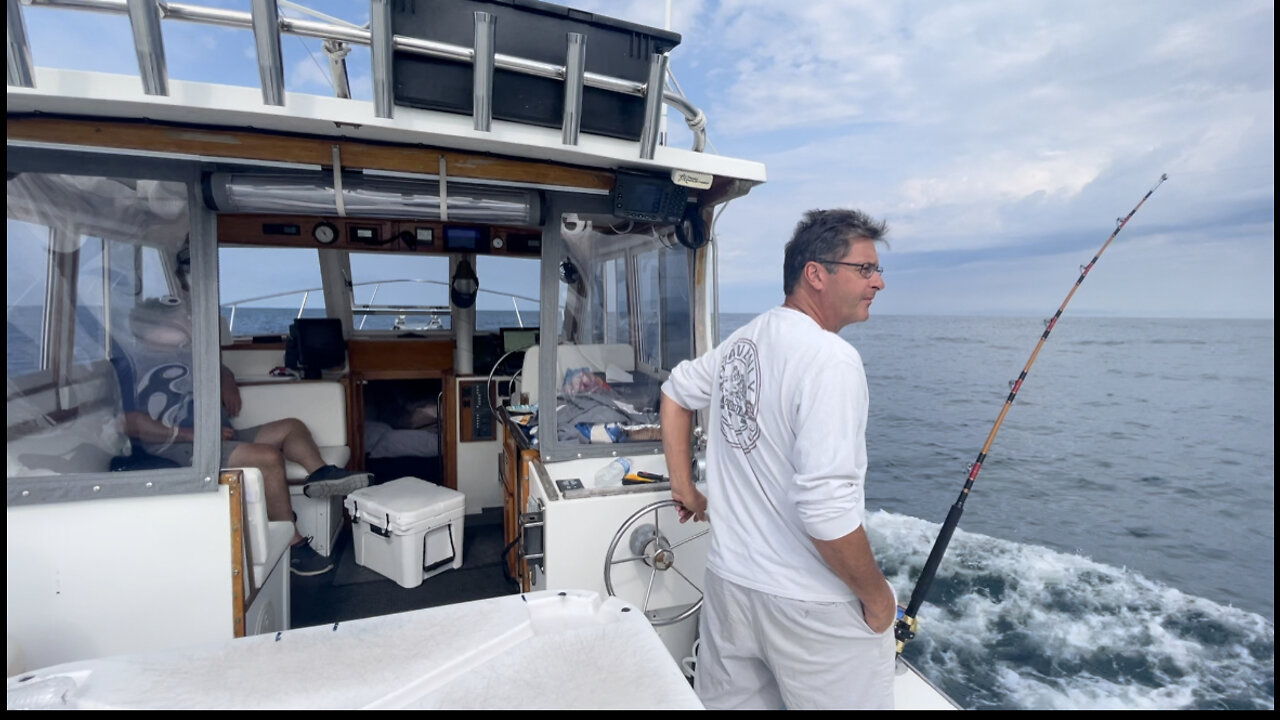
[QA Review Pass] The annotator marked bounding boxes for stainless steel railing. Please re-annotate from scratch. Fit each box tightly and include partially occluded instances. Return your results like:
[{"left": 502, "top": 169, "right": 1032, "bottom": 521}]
[
  {"left": 8, "top": 0, "right": 708, "bottom": 158},
  {"left": 222, "top": 277, "right": 538, "bottom": 334}
]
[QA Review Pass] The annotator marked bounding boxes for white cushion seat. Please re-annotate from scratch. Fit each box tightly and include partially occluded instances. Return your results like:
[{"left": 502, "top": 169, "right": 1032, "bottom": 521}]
[{"left": 228, "top": 380, "right": 350, "bottom": 557}]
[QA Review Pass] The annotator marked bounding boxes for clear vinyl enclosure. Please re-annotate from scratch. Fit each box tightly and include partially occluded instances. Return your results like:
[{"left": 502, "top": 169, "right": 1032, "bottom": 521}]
[
  {"left": 7, "top": 169, "right": 215, "bottom": 503},
  {"left": 534, "top": 213, "right": 696, "bottom": 462}
]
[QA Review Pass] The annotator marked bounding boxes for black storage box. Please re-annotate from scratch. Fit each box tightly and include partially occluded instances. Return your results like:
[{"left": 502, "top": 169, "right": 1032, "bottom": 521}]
[{"left": 392, "top": 0, "right": 681, "bottom": 141}]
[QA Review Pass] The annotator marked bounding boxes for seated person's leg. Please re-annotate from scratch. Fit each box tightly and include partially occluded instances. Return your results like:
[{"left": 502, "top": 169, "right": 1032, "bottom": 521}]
[
  {"left": 232, "top": 418, "right": 370, "bottom": 497},
  {"left": 225, "top": 441, "right": 294, "bottom": 534},
  {"left": 225, "top": 440, "right": 333, "bottom": 576}
]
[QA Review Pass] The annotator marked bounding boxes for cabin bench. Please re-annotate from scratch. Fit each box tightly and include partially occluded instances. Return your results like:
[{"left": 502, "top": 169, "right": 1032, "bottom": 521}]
[
  {"left": 230, "top": 380, "right": 350, "bottom": 557},
  {"left": 220, "top": 347, "right": 286, "bottom": 383}
]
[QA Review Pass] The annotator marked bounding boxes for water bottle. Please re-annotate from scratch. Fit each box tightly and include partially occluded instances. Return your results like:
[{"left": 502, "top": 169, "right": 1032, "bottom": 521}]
[{"left": 594, "top": 457, "right": 631, "bottom": 487}]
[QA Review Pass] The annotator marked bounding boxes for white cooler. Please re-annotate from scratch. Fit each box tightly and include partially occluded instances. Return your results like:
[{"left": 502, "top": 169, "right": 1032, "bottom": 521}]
[{"left": 343, "top": 477, "right": 465, "bottom": 589}]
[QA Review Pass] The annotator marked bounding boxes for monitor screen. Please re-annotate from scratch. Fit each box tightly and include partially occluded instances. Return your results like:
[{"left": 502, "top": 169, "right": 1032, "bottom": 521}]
[
  {"left": 443, "top": 226, "right": 484, "bottom": 251},
  {"left": 289, "top": 318, "right": 346, "bottom": 379},
  {"left": 500, "top": 327, "right": 540, "bottom": 355}
]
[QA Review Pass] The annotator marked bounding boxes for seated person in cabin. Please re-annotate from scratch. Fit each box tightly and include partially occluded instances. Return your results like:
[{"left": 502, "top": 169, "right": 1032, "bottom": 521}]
[{"left": 116, "top": 297, "right": 372, "bottom": 576}]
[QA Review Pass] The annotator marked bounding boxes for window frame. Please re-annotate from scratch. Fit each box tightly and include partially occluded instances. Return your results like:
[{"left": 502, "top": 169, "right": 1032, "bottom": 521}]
[
  {"left": 7, "top": 148, "right": 220, "bottom": 506},
  {"left": 536, "top": 195, "right": 698, "bottom": 464}
]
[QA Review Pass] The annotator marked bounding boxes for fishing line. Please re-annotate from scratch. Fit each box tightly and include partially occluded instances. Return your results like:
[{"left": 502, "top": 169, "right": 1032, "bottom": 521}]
[{"left": 893, "top": 173, "right": 1169, "bottom": 654}]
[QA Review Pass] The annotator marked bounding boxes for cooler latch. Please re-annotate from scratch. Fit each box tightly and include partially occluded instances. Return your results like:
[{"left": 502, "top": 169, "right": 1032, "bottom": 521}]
[{"left": 372, "top": 513, "right": 392, "bottom": 538}]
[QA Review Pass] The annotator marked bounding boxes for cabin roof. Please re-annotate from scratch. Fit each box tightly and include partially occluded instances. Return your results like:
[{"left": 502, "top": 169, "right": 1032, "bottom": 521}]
[{"left": 7, "top": 69, "right": 767, "bottom": 187}]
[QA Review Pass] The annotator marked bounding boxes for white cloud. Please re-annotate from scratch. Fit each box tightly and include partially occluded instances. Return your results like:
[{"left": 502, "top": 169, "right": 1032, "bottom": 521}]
[{"left": 10, "top": 0, "right": 1272, "bottom": 318}]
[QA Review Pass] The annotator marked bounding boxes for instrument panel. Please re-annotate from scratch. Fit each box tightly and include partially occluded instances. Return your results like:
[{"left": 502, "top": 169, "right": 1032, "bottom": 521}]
[{"left": 218, "top": 214, "right": 543, "bottom": 257}]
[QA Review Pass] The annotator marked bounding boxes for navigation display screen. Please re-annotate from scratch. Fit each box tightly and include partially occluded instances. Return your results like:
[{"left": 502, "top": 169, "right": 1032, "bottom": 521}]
[{"left": 443, "top": 226, "right": 484, "bottom": 251}]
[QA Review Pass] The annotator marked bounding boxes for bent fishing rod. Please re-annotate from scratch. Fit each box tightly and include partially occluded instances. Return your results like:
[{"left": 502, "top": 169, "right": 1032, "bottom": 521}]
[{"left": 893, "top": 173, "right": 1168, "bottom": 654}]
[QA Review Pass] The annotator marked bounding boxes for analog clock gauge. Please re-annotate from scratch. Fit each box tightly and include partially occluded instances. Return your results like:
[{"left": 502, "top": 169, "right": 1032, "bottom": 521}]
[{"left": 312, "top": 221, "right": 338, "bottom": 245}]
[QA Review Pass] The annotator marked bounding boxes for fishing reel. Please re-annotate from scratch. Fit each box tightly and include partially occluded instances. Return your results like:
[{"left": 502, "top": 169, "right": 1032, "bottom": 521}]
[{"left": 893, "top": 605, "right": 918, "bottom": 655}]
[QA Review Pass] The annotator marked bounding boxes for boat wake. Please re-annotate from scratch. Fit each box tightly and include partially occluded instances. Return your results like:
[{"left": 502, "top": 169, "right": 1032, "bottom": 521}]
[{"left": 869, "top": 510, "right": 1275, "bottom": 710}]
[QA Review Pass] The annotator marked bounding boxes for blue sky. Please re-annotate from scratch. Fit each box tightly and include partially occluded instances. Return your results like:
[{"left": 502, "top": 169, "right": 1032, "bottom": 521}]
[{"left": 17, "top": 0, "right": 1274, "bottom": 319}]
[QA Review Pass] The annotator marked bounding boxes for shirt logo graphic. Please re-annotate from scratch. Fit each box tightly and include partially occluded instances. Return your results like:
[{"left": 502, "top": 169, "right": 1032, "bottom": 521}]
[
  {"left": 719, "top": 339, "right": 760, "bottom": 452},
  {"left": 138, "top": 362, "right": 193, "bottom": 431}
]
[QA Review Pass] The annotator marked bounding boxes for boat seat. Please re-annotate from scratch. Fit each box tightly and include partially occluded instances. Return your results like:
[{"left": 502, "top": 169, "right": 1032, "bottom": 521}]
[
  {"left": 229, "top": 381, "right": 350, "bottom": 557},
  {"left": 221, "top": 348, "right": 286, "bottom": 383},
  {"left": 234, "top": 465, "right": 292, "bottom": 635},
  {"left": 520, "top": 343, "right": 635, "bottom": 405}
]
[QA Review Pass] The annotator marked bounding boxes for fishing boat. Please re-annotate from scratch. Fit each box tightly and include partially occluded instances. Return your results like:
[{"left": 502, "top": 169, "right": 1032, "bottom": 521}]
[{"left": 6, "top": 0, "right": 958, "bottom": 709}]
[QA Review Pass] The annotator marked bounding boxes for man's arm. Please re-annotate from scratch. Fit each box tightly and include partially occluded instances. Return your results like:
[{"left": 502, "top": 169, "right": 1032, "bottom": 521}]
[
  {"left": 220, "top": 362, "right": 241, "bottom": 418},
  {"left": 123, "top": 412, "right": 233, "bottom": 443},
  {"left": 811, "top": 526, "right": 896, "bottom": 633},
  {"left": 660, "top": 390, "right": 706, "bottom": 523},
  {"left": 123, "top": 411, "right": 192, "bottom": 444}
]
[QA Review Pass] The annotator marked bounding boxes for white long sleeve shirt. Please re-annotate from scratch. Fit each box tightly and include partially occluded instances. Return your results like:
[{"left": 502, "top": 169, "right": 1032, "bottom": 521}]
[{"left": 662, "top": 306, "right": 871, "bottom": 602}]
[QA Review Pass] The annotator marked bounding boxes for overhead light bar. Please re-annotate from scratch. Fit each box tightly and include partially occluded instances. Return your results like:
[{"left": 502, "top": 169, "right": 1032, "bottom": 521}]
[{"left": 203, "top": 171, "right": 542, "bottom": 225}]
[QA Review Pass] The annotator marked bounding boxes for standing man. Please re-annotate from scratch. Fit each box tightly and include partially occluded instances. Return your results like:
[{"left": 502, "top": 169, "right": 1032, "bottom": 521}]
[{"left": 660, "top": 208, "right": 896, "bottom": 710}]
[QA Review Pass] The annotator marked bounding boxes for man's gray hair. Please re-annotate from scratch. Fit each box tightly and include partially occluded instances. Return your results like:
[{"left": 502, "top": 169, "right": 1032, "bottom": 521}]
[{"left": 783, "top": 209, "right": 888, "bottom": 295}]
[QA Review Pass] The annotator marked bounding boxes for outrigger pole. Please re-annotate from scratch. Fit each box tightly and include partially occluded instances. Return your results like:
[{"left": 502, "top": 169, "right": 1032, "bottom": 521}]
[{"left": 893, "top": 173, "right": 1169, "bottom": 654}]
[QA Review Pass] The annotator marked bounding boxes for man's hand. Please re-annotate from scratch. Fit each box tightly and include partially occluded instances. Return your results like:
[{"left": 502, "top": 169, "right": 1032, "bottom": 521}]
[
  {"left": 811, "top": 526, "right": 897, "bottom": 634},
  {"left": 862, "top": 594, "right": 896, "bottom": 634},
  {"left": 672, "top": 483, "right": 707, "bottom": 523},
  {"left": 660, "top": 391, "right": 707, "bottom": 523}
]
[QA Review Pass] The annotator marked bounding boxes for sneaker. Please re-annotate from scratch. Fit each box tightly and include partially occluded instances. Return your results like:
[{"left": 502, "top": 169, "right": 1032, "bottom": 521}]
[
  {"left": 302, "top": 465, "right": 372, "bottom": 498},
  {"left": 290, "top": 537, "right": 334, "bottom": 577}
]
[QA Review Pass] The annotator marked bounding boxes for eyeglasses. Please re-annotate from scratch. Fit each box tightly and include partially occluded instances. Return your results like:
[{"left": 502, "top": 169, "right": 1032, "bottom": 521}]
[{"left": 816, "top": 260, "right": 883, "bottom": 279}]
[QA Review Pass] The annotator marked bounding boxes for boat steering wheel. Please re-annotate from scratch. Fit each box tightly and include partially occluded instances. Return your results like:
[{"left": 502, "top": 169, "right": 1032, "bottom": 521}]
[{"left": 603, "top": 499, "right": 708, "bottom": 627}]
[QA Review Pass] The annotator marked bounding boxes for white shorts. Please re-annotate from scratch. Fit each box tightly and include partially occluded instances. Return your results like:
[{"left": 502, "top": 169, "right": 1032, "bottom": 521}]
[{"left": 693, "top": 571, "right": 895, "bottom": 710}]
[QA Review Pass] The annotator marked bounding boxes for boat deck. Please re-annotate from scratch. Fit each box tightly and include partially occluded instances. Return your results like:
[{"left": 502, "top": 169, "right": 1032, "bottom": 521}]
[
  {"left": 290, "top": 513, "right": 960, "bottom": 711},
  {"left": 291, "top": 512, "right": 516, "bottom": 629}
]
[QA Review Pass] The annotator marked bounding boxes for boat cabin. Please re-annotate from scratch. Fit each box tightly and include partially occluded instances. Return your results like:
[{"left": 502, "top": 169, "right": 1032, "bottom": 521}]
[{"left": 6, "top": 0, "right": 766, "bottom": 680}]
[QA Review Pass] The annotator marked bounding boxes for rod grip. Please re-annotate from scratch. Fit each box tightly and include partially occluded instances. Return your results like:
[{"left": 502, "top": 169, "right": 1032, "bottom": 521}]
[{"left": 904, "top": 501, "right": 964, "bottom": 617}]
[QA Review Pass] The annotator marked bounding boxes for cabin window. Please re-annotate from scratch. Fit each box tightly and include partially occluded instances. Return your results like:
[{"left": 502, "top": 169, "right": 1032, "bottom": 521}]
[
  {"left": 7, "top": 220, "right": 53, "bottom": 377},
  {"left": 602, "top": 255, "right": 630, "bottom": 345},
  {"left": 656, "top": 245, "right": 693, "bottom": 369},
  {"left": 475, "top": 255, "right": 540, "bottom": 331},
  {"left": 540, "top": 214, "right": 694, "bottom": 460},
  {"left": 348, "top": 252, "right": 451, "bottom": 332},
  {"left": 219, "top": 247, "right": 328, "bottom": 338},
  {"left": 8, "top": 170, "right": 211, "bottom": 503}
]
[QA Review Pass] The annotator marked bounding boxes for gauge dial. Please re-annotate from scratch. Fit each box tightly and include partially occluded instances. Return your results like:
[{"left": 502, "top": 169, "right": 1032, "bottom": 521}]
[{"left": 312, "top": 221, "right": 338, "bottom": 245}]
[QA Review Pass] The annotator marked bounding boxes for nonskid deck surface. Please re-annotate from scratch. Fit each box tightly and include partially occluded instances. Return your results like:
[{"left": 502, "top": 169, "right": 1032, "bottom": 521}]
[
  {"left": 289, "top": 516, "right": 959, "bottom": 710},
  {"left": 291, "top": 513, "right": 516, "bottom": 628},
  {"left": 10, "top": 590, "right": 702, "bottom": 710}
]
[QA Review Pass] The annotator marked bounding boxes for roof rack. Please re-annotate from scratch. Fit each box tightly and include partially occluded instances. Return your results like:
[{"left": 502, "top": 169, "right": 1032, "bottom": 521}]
[{"left": 7, "top": 0, "right": 708, "bottom": 159}]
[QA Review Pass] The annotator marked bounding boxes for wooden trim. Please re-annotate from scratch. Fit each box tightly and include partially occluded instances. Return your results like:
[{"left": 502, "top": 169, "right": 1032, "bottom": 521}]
[
  {"left": 347, "top": 339, "right": 453, "bottom": 379},
  {"left": 346, "top": 374, "right": 365, "bottom": 472},
  {"left": 220, "top": 469, "right": 248, "bottom": 639},
  {"left": 517, "top": 447, "right": 538, "bottom": 593},
  {"left": 442, "top": 371, "right": 458, "bottom": 492},
  {"left": 7, "top": 116, "right": 615, "bottom": 192},
  {"left": 500, "top": 421, "right": 538, "bottom": 591}
]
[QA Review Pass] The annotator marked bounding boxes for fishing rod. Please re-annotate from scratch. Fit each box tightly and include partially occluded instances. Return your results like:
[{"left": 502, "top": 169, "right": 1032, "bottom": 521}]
[{"left": 893, "top": 173, "right": 1168, "bottom": 654}]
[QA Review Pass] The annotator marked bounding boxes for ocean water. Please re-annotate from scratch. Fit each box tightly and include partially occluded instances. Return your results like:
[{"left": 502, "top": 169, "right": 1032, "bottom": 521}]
[
  {"left": 716, "top": 312, "right": 1274, "bottom": 711},
  {"left": 7, "top": 309, "right": 1272, "bottom": 708}
]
